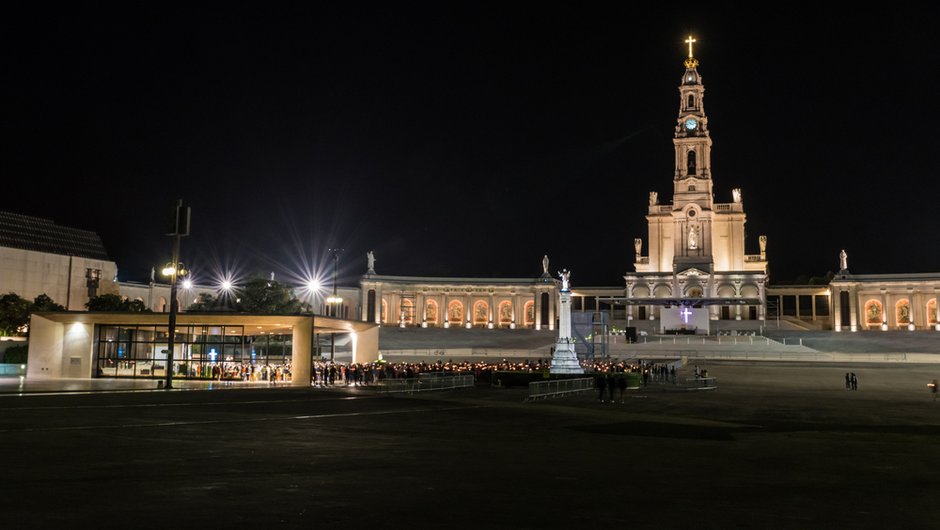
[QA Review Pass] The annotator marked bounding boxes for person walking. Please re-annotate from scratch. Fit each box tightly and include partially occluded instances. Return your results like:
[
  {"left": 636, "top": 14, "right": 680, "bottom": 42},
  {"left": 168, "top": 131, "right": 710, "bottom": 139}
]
[
  {"left": 596, "top": 374, "right": 607, "bottom": 403},
  {"left": 850, "top": 372, "right": 858, "bottom": 391},
  {"left": 845, "top": 372, "right": 851, "bottom": 390}
]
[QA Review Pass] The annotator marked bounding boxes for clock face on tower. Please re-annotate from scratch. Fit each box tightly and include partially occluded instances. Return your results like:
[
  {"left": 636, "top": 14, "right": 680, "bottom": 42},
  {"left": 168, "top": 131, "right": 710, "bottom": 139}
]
[{"left": 685, "top": 118, "right": 698, "bottom": 130}]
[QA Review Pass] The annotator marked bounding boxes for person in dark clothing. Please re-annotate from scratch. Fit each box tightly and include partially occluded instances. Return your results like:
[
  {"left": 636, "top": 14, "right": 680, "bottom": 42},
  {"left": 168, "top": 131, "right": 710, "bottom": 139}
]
[
  {"left": 617, "top": 375, "right": 627, "bottom": 403},
  {"left": 596, "top": 374, "right": 607, "bottom": 402},
  {"left": 851, "top": 372, "right": 858, "bottom": 390},
  {"left": 845, "top": 372, "right": 851, "bottom": 390},
  {"left": 606, "top": 374, "right": 615, "bottom": 403}
]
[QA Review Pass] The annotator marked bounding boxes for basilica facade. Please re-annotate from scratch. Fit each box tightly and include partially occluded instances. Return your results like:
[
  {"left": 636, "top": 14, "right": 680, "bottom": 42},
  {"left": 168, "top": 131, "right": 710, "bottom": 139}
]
[{"left": 623, "top": 44, "right": 768, "bottom": 326}]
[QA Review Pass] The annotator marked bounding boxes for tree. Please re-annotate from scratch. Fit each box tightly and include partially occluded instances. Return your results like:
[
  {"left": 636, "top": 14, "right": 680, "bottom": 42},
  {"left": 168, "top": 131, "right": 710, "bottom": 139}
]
[
  {"left": 86, "top": 294, "right": 150, "bottom": 312},
  {"left": 235, "top": 278, "right": 308, "bottom": 314},
  {"left": 187, "top": 292, "right": 225, "bottom": 312},
  {"left": 0, "top": 293, "right": 31, "bottom": 336},
  {"left": 32, "top": 293, "right": 65, "bottom": 312}
]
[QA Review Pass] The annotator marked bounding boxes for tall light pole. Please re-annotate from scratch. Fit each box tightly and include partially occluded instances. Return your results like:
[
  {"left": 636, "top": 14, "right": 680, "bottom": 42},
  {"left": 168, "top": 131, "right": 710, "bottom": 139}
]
[
  {"left": 326, "top": 248, "right": 343, "bottom": 361},
  {"left": 162, "top": 199, "right": 190, "bottom": 390}
]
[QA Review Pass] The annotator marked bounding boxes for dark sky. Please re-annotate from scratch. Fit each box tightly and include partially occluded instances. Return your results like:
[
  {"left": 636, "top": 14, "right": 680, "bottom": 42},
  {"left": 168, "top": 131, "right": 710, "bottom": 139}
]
[{"left": 4, "top": 5, "right": 938, "bottom": 288}]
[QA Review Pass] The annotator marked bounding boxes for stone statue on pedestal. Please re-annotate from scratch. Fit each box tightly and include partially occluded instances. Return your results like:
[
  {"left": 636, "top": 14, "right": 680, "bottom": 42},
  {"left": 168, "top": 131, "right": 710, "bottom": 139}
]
[
  {"left": 367, "top": 251, "right": 376, "bottom": 274},
  {"left": 649, "top": 191, "right": 658, "bottom": 206},
  {"left": 558, "top": 269, "right": 570, "bottom": 291},
  {"left": 550, "top": 267, "right": 582, "bottom": 374},
  {"left": 759, "top": 235, "right": 767, "bottom": 254},
  {"left": 840, "top": 249, "right": 848, "bottom": 272},
  {"left": 634, "top": 238, "right": 642, "bottom": 258},
  {"left": 542, "top": 255, "right": 549, "bottom": 276},
  {"left": 688, "top": 226, "right": 698, "bottom": 250},
  {"left": 732, "top": 188, "right": 742, "bottom": 203}
]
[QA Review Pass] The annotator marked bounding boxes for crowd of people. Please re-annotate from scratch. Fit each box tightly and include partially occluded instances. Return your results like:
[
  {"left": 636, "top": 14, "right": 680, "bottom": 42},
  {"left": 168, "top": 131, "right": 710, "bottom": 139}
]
[{"left": 190, "top": 358, "right": 691, "bottom": 388}]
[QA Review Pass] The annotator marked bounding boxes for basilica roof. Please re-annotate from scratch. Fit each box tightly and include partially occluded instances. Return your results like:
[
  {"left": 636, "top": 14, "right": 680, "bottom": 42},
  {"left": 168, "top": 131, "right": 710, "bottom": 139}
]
[{"left": 0, "top": 210, "right": 111, "bottom": 261}]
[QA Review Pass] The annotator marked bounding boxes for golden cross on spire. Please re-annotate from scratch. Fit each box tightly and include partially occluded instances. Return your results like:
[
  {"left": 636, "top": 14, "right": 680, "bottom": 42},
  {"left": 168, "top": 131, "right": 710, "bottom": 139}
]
[{"left": 685, "top": 35, "right": 696, "bottom": 58}]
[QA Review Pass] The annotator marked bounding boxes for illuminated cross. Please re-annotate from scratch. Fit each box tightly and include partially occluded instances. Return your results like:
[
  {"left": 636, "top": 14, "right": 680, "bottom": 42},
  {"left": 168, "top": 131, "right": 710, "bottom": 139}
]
[
  {"left": 680, "top": 307, "right": 693, "bottom": 323},
  {"left": 685, "top": 35, "right": 696, "bottom": 58}
]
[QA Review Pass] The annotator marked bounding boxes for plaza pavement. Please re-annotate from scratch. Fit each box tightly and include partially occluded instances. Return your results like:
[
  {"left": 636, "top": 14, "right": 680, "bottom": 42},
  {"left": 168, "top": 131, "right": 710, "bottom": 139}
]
[{"left": 2, "top": 361, "right": 939, "bottom": 529}]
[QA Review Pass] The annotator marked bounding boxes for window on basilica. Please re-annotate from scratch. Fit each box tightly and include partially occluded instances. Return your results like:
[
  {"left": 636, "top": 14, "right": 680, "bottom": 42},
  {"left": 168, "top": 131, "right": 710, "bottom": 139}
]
[
  {"left": 524, "top": 301, "right": 535, "bottom": 325},
  {"left": 688, "top": 94, "right": 694, "bottom": 108},
  {"left": 687, "top": 150, "right": 696, "bottom": 175}
]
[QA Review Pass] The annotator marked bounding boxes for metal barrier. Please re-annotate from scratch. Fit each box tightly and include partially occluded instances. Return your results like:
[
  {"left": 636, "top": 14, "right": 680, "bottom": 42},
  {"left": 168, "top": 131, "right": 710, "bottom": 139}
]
[
  {"left": 378, "top": 374, "right": 475, "bottom": 394},
  {"left": 526, "top": 377, "right": 595, "bottom": 401}
]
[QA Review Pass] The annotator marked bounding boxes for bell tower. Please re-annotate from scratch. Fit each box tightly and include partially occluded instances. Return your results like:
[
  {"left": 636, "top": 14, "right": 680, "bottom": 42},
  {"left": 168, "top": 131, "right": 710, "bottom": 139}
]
[{"left": 672, "top": 35, "right": 713, "bottom": 210}]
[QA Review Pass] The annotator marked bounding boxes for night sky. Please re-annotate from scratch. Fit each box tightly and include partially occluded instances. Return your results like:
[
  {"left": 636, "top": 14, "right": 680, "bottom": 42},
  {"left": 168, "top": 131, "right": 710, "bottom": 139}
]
[{"left": 4, "top": 6, "right": 938, "bottom": 288}]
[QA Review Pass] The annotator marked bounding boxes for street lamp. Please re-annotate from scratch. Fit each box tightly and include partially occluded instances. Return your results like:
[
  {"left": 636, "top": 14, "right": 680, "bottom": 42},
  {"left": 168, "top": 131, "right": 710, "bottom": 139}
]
[
  {"left": 328, "top": 248, "right": 343, "bottom": 360},
  {"left": 163, "top": 199, "right": 190, "bottom": 390}
]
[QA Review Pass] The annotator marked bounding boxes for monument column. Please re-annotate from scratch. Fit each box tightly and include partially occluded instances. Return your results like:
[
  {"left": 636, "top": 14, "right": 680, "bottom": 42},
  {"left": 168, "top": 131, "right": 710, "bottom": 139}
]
[
  {"left": 550, "top": 270, "right": 583, "bottom": 374},
  {"left": 374, "top": 287, "right": 383, "bottom": 324},
  {"left": 758, "top": 281, "right": 766, "bottom": 321},
  {"left": 291, "top": 322, "right": 312, "bottom": 387}
]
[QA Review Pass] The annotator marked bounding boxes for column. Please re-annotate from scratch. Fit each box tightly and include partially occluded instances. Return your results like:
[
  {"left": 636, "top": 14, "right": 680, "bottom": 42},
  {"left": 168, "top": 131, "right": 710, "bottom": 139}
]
[
  {"left": 535, "top": 292, "right": 542, "bottom": 331},
  {"left": 374, "top": 288, "right": 382, "bottom": 324},
  {"left": 795, "top": 295, "right": 800, "bottom": 319},
  {"left": 465, "top": 296, "right": 472, "bottom": 328},
  {"left": 811, "top": 294, "right": 817, "bottom": 321},
  {"left": 848, "top": 288, "right": 858, "bottom": 332},
  {"left": 548, "top": 289, "right": 556, "bottom": 331},
  {"left": 881, "top": 290, "right": 888, "bottom": 330},
  {"left": 757, "top": 282, "right": 766, "bottom": 321},
  {"left": 290, "top": 322, "right": 311, "bottom": 387},
  {"left": 488, "top": 293, "right": 495, "bottom": 329},
  {"left": 360, "top": 288, "right": 369, "bottom": 322},
  {"left": 833, "top": 290, "right": 843, "bottom": 332},
  {"left": 442, "top": 293, "right": 449, "bottom": 328},
  {"left": 419, "top": 293, "right": 427, "bottom": 328}
]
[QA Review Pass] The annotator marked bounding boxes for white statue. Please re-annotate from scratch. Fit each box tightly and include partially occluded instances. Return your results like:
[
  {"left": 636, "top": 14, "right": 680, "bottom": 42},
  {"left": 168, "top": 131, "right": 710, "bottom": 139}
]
[
  {"left": 542, "top": 255, "right": 549, "bottom": 275},
  {"left": 367, "top": 251, "right": 376, "bottom": 273},
  {"left": 840, "top": 249, "right": 848, "bottom": 271},
  {"left": 688, "top": 226, "right": 698, "bottom": 250},
  {"left": 649, "top": 191, "right": 658, "bottom": 206},
  {"left": 634, "top": 238, "right": 642, "bottom": 257},
  {"left": 759, "top": 235, "right": 767, "bottom": 254},
  {"left": 732, "top": 188, "right": 742, "bottom": 203},
  {"left": 558, "top": 269, "right": 571, "bottom": 291}
]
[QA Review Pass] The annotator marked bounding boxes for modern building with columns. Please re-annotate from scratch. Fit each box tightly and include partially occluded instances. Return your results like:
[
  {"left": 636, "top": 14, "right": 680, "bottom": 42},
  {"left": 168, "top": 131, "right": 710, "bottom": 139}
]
[
  {"left": 623, "top": 42, "right": 768, "bottom": 325},
  {"left": 28, "top": 311, "right": 378, "bottom": 383},
  {"left": 360, "top": 273, "right": 558, "bottom": 330}
]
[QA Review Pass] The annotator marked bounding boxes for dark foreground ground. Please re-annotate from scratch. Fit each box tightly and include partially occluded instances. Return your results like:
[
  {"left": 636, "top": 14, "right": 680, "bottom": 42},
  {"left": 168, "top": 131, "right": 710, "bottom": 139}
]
[{"left": 2, "top": 362, "right": 939, "bottom": 529}]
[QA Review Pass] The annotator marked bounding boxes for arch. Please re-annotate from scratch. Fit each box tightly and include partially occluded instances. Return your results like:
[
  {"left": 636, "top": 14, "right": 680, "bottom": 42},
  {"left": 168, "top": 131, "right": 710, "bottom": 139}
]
[
  {"left": 473, "top": 300, "right": 489, "bottom": 326},
  {"left": 498, "top": 300, "right": 513, "bottom": 326},
  {"left": 524, "top": 301, "right": 535, "bottom": 326},
  {"left": 927, "top": 298, "right": 937, "bottom": 325},
  {"left": 865, "top": 299, "right": 883, "bottom": 325},
  {"left": 687, "top": 149, "right": 697, "bottom": 176},
  {"left": 157, "top": 297, "right": 167, "bottom": 313},
  {"left": 685, "top": 286, "right": 704, "bottom": 298},
  {"left": 687, "top": 94, "right": 695, "bottom": 108},
  {"left": 447, "top": 300, "right": 463, "bottom": 324},
  {"left": 896, "top": 299, "right": 911, "bottom": 326},
  {"left": 540, "top": 292, "right": 550, "bottom": 324},
  {"left": 425, "top": 299, "right": 439, "bottom": 325},
  {"left": 631, "top": 285, "right": 650, "bottom": 298},
  {"left": 717, "top": 284, "right": 736, "bottom": 298},
  {"left": 381, "top": 298, "right": 388, "bottom": 324},
  {"left": 402, "top": 299, "right": 414, "bottom": 325},
  {"left": 653, "top": 284, "right": 672, "bottom": 298},
  {"left": 740, "top": 285, "right": 760, "bottom": 299}
]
